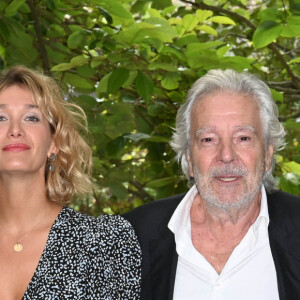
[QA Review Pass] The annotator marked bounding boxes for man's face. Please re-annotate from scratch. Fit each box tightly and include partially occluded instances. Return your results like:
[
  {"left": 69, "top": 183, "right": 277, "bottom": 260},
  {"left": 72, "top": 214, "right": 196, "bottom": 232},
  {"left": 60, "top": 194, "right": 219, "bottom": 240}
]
[{"left": 187, "top": 90, "right": 273, "bottom": 212}]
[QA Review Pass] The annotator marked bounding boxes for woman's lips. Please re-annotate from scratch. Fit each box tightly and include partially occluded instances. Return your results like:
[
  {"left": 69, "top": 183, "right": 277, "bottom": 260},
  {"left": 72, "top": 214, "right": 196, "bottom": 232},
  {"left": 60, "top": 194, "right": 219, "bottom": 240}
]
[{"left": 2, "top": 143, "right": 30, "bottom": 152}]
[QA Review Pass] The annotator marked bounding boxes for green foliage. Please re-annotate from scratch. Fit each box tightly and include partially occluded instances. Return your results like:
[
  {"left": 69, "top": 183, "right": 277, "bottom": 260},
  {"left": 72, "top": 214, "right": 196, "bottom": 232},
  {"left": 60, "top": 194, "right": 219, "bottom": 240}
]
[{"left": 0, "top": 0, "right": 300, "bottom": 215}]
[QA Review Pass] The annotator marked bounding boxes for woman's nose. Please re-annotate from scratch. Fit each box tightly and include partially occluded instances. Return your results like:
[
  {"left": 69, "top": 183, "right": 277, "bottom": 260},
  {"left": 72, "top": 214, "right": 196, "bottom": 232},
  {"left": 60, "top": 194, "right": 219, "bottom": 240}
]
[{"left": 9, "top": 121, "right": 24, "bottom": 138}]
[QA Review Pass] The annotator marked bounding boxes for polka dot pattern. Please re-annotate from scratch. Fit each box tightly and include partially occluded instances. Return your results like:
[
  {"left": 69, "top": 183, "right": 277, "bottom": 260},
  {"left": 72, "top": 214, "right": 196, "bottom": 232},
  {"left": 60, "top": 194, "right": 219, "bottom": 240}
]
[{"left": 22, "top": 207, "right": 141, "bottom": 299}]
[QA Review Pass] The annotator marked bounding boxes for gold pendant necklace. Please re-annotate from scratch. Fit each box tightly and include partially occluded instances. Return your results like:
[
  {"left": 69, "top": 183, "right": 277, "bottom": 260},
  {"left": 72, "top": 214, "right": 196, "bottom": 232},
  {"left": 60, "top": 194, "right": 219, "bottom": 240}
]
[
  {"left": 0, "top": 214, "right": 47, "bottom": 253},
  {"left": 13, "top": 242, "right": 24, "bottom": 252}
]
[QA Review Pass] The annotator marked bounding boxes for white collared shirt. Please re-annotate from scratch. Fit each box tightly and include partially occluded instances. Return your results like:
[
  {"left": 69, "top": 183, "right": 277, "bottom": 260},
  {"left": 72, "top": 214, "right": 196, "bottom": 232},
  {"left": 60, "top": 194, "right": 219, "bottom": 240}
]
[{"left": 168, "top": 185, "right": 279, "bottom": 300}]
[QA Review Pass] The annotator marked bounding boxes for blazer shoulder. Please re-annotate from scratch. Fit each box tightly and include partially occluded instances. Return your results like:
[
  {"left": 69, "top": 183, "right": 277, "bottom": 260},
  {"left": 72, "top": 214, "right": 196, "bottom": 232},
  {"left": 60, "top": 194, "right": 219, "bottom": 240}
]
[
  {"left": 122, "top": 193, "right": 185, "bottom": 234},
  {"left": 268, "top": 189, "right": 300, "bottom": 221}
]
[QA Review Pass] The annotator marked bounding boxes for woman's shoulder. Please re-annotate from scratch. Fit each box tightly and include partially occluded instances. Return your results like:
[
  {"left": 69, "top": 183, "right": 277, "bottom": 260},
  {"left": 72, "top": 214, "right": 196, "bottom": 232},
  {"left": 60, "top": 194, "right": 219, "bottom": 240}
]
[
  {"left": 56, "top": 207, "right": 138, "bottom": 247},
  {"left": 59, "top": 206, "right": 132, "bottom": 228}
]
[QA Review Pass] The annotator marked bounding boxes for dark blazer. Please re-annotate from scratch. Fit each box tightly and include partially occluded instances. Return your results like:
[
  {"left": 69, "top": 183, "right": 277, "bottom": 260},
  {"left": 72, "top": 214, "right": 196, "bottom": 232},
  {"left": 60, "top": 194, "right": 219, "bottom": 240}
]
[{"left": 123, "top": 190, "right": 300, "bottom": 300}]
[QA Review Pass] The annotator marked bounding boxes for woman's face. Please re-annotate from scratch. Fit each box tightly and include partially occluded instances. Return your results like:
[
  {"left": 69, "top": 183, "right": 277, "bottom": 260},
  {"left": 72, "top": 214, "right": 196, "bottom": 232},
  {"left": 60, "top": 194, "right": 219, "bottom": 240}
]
[{"left": 0, "top": 85, "right": 57, "bottom": 176}]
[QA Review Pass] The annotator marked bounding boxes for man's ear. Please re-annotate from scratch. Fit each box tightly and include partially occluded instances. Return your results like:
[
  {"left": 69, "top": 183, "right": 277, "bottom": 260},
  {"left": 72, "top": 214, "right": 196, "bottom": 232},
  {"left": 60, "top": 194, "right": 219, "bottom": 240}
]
[
  {"left": 186, "top": 150, "right": 194, "bottom": 177},
  {"left": 265, "top": 144, "right": 274, "bottom": 172}
]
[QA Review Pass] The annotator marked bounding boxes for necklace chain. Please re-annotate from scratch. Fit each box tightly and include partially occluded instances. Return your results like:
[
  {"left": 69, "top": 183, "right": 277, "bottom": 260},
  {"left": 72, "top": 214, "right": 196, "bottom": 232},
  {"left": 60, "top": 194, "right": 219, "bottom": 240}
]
[{"left": 0, "top": 215, "right": 46, "bottom": 253}]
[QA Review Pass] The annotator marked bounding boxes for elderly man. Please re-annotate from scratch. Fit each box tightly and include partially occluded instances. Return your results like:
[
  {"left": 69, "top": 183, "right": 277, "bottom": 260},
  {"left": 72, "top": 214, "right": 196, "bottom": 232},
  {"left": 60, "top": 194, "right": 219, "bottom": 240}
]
[{"left": 123, "top": 69, "right": 300, "bottom": 300}]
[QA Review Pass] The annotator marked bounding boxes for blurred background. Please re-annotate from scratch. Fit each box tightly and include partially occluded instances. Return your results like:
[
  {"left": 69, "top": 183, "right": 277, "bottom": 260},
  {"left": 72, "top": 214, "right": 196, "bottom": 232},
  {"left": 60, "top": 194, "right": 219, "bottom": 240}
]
[{"left": 1, "top": 0, "right": 299, "bottom": 215}]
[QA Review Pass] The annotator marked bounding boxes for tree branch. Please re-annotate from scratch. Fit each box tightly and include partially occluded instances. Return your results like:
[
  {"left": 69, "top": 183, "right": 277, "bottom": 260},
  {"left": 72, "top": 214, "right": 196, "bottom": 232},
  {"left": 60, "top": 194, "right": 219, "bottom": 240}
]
[
  {"left": 129, "top": 180, "right": 154, "bottom": 201},
  {"left": 26, "top": 0, "right": 50, "bottom": 72},
  {"left": 180, "top": 0, "right": 300, "bottom": 89},
  {"left": 279, "top": 110, "right": 300, "bottom": 122}
]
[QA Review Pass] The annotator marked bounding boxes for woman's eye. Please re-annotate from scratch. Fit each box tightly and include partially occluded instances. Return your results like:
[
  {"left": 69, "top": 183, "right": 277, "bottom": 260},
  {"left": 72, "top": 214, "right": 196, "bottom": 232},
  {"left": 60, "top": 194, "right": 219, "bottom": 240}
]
[
  {"left": 25, "top": 115, "right": 40, "bottom": 122},
  {"left": 0, "top": 115, "right": 7, "bottom": 121}
]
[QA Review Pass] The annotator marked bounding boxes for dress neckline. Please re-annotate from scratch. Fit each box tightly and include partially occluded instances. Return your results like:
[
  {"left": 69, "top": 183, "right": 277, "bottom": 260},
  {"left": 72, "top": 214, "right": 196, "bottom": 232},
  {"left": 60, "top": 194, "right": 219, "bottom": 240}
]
[{"left": 22, "top": 206, "right": 67, "bottom": 298}]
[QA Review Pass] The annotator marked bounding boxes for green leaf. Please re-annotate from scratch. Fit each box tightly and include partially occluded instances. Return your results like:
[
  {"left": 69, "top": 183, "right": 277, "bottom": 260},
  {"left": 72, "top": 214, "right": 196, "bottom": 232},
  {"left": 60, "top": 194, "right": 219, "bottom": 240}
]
[
  {"left": 148, "top": 8, "right": 162, "bottom": 18},
  {"left": 5, "top": 0, "right": 26, "bottom": 16},
  {"left": 109, "top": 181, "right": 128, "bottom": 199},
  {"left": 75, "top": 94, "right": 98, "bottom": 110},
  {"left": 105, "top": 113, "right": 135, "bottom": 139},
  {"left": 97, "top": 6, "right": 113, "bottom": 24},
  {"left": 97, "top": 73, "right": 110, "bottom": 94},
  {"left": 0, "top": 19, "right": 10, "bottom": 39},
  {"left": 107, "top": 169, "right": 131, "bottom": 181},
  {"left": 290, "top": 57, "right": 300, "bottom": 64},
  {"left": 143, "top": 17, "right": 178, "bottom": 42},
  {"left": 107, "top": 102, "right": 133, "bottom": 115},
  {"left": 46, "top": 0, "right": 56, "bottom": 10},
  {"left": 145, "top": 135, "right": 170, "bottom": 143},
  {"left": 70, "top": 55, "right": 88, "bottom": 67},
  {"left": 175, "top": 34, "right": 199, "bottom": 47},
  {"left": 152, "top": 0, "right": 172, "bottom": 9},
  {"left": 67, "top": 30, "right": 89, "bottom": 49},
  {"left": 290, "top": 0, "right": 300, "bottom": 15},
  {"left": 217, "top": 45, "right": 231, "bottom": 57},
  {"left": 270, "top": 88, "right": 284, "bottom": 102},
  {"left": 135, "top": 72, "right": 154, "bottom": 103},
  {"left": 283, "top": 119, "right": 300, "bottom": 131},
  {"left": 146, "top": 176, "right": 177, "bottom": 188},
  {"left": 64, "top": 73, "right": 95, "bottom": 90},
  {"left": 196, "top": 9, "right": 213, "bottom": 23},
  {"left": 207, "top": 16, "right": 236, "bottom": 25},
  {"left": 147, "top": 102, "right": 166, "bottom": 116},
  {"left": 253, "top": 21, "right": 284, "bottom": 49},
  {"left": 160, "top": 45, "right": 185, "bottom": 61},
  {"left": 281, "top": 16, "right": 300, "bottom": 37},
  {"left": 148, "top": 62, "right": 177, "bottom": 72},
  {"left": 279, "top": 173, "right": 300, "bottom": 195},
  {"left": 182, "top": 14, "right": 199, "bottom": 32},
  {"left": 196, "top": 25, "right": 218, "bottom": 36},
  {"left": 185, "top": 41, "right": 225, "bottom": 57},
  {"left": 162, "top": 5, "right": 177, "bottom": 17},
  {"left": 281, "top": 161, "right": 300, "bottom": 176},
  {"left": 51, "top": 63, "right": 74, "bottom": 72},
  {"left": 116, "top": 19, "right": 177, "bottom": 45},
  {"left": 107, "top": 68, "right": 130, "bottom": 93},
  {"left": 161, "top": 72, "right": 180, "bottom": 90},
  {"left": 257, "top": 8, "right": 285, "bottom": 22},
  {"left": 98, "top": 0, "right": 134, "bottom": 26}
]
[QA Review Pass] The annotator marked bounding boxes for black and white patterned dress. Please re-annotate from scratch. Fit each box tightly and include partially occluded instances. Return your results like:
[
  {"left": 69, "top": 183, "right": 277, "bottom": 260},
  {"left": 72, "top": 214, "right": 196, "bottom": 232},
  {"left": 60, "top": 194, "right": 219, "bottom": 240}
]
[{"left": 22, "top": 207, "right": 141, "bottom": 299}]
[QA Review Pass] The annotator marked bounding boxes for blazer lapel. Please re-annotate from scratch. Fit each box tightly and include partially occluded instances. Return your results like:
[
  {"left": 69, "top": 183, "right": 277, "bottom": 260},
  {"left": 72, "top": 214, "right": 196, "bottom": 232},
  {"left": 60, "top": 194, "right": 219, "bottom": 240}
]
[
  {"left": 268, "top": 191, "right": 300, "bottom": 300},
  {"left": 149, "top": 231, "right": 178, "bottom": 300}
]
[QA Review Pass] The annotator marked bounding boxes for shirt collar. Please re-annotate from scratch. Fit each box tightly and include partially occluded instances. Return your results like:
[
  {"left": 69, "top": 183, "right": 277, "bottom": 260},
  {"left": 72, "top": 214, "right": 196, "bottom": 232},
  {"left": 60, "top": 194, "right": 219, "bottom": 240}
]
[{"left": 168, "top": 185, "right": 269, "bottom": 237}]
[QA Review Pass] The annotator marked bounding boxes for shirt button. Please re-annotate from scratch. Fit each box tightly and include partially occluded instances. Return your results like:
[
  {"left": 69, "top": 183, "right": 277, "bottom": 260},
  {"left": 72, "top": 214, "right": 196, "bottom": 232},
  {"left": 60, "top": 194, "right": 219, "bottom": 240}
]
[{"left": 215, "top": 283, "right": 221, "bottom": 289}]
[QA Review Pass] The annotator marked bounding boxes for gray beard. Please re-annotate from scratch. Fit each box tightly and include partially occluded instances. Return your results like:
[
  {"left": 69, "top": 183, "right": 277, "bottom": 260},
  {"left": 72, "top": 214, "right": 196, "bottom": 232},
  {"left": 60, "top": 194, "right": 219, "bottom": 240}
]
[{"left": 194, "top": 163, "right": 264, "bottom": 214}]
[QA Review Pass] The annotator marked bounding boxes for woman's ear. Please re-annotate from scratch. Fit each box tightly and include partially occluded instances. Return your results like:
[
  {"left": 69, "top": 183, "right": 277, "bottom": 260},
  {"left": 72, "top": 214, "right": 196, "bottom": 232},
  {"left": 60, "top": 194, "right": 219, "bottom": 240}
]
[{"left": 48, "top": 140, "right": 59, "bottom": 157}]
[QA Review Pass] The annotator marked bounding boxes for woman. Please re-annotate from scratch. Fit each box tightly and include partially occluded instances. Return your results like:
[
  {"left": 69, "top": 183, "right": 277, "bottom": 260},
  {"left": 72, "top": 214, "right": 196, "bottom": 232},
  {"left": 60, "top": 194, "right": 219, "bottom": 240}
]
[{"left": 0, "top": 66, "right": 141, "bottom": 299}]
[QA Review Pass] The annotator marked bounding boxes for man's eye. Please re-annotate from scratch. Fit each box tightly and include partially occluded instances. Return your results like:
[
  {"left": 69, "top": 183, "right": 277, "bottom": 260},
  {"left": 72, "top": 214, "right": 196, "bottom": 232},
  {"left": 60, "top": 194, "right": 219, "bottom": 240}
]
[
  {"left": 240, "top": 136, "right": 251, "bottom": 141},
  {"left": 0, "top": 116, "right": 7, "bottom": 121},
  {"left": 201, "top": 137, "right": 213, "bottom": 143}
]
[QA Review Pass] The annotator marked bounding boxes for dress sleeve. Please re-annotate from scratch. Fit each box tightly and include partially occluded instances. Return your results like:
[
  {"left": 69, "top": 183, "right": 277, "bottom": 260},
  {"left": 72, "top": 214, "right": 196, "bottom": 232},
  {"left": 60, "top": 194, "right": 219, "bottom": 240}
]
[{"left": 88, "top": 215, "right": 142, "bottom": 299}]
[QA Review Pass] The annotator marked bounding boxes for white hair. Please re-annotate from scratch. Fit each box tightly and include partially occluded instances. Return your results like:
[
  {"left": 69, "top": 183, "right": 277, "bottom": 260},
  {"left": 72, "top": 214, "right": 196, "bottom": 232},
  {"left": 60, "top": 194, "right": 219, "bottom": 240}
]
[{"left": 170, "top": 69, "right": 286, "bottom": 192}]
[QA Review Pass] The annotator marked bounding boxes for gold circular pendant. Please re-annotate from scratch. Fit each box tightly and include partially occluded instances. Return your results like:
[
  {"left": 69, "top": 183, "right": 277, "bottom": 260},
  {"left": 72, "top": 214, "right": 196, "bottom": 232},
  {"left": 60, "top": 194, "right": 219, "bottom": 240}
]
[{"left": 14, "top": 243, "right": 23, "bottom": 252}]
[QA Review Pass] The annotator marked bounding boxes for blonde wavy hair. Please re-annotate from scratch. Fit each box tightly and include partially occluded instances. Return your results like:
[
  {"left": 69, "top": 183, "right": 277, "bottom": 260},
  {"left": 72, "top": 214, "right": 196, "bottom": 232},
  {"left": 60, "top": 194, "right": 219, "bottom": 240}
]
[{"left": 0, "top": 66, "right": 93, "bottom": 204}]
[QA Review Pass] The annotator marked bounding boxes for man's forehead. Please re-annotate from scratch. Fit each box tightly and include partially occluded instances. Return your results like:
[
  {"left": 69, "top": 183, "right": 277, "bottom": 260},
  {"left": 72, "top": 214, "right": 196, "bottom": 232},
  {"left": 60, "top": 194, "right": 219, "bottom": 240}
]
[{"left": 195, "top": 125, "right": 257, "bottom": 135}]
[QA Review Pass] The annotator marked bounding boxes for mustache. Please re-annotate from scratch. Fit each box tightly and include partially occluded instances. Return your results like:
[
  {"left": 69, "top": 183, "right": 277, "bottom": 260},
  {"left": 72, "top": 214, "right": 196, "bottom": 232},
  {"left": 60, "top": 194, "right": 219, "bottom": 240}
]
[{"left": 209, "top": 164, "right": 248, "bottom": 177}]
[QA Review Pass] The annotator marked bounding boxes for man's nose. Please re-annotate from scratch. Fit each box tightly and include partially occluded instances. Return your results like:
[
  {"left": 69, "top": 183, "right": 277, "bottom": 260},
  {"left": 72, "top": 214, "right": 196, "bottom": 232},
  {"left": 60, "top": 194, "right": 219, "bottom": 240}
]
[{"left": 218, "top": 141, "right": 236, "bottom": 163}]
